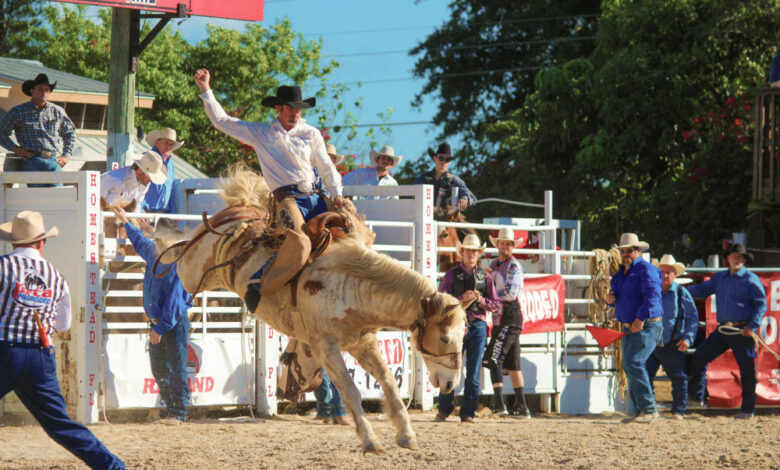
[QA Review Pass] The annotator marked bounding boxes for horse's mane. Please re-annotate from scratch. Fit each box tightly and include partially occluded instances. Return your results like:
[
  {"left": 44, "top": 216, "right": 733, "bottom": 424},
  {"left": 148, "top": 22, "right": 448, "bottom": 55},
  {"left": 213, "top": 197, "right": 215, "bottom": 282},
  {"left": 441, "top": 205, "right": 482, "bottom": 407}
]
[
  {"left": 220, "top": 163, "right": 271, "bottom": 208},
  {"left": 326, "top": 240, "right": 436, "bottom": 301}
]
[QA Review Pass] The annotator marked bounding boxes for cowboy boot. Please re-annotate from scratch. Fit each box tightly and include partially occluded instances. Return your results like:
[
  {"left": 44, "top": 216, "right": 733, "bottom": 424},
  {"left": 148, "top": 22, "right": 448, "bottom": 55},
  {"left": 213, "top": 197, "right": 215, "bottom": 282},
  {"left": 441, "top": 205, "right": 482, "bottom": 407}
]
[{"left": 258, "top": 228, "right": 311, "bottom": 296}]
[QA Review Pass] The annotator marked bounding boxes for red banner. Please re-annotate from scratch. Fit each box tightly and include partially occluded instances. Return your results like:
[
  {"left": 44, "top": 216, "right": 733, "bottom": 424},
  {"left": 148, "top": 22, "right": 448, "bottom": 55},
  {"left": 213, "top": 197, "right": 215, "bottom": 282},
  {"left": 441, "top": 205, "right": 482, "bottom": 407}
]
[
  {"left": 50, "top": 1, "right": 264, "bottom": 22},
  {"left": 517, "top": 274, "right": 566, "bottom": 334},
  {"left": 704, "top": 272, "right": 780, "bottom": 407}
]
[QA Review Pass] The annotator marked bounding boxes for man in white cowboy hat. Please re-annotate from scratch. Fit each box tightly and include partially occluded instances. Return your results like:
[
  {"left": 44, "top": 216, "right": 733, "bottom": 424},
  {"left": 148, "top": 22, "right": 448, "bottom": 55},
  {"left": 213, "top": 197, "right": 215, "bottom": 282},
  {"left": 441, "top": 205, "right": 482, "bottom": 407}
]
[
  {"left": 342, "top": 145, "right": 401, "bottom": 197},
  {"left": 0, "top": 211, "right": 125, "bottom": 469},
  {"left": 414, "top": 142, "right": 476, "bottom": 213},
  {"left": 0, "top": 73, "right": 76, "bottom": 187},
  {"left": 686, "top": 243, "right": 767, "bottom": 419},
  {"left": 325, "top": 143, "right": 346, "bottom": 167},
  {"left": 435, "top": 233, "right": 500, "bottom": 423},
  {"left": 482, "top": 228, "right": 531, "bottom": 418},
  {"left": 142, "top": 127, "right": 184, "bottom": 213},
  {"left": 100, "top": 150, "right": 168, "bottom": 213},
  {"left": 606, "top": 233, "right": 663, "bottom": 423},
  {"left": 194, "top": 69, "right": 344, "bottom": 312},
  {"left": 645, "top": 254, "right": 698, "bottom": 420}
]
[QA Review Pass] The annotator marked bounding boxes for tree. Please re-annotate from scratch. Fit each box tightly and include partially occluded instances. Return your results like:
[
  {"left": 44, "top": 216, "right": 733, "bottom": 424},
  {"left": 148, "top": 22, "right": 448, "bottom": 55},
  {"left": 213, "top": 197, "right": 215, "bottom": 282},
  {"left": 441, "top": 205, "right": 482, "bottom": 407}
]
[
  {"left": 10, "top": 5, "right": 387, "bottom": 176},
  {"left": 0, "top": 0, "right": 42, "bottom": 55},
  {"left": 483, "top": 0, "right": 780, "bottom": 259},
  {"left": 407, "top": 0, "right": 600, "bottom": 168}
]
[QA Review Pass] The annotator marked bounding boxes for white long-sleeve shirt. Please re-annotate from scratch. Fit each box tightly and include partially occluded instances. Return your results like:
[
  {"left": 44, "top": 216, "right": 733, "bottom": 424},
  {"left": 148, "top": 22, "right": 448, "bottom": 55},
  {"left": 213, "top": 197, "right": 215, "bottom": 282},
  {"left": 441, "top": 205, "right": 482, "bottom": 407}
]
[{"left": 199, "top": 90, "right": 343, "bottom": 197}]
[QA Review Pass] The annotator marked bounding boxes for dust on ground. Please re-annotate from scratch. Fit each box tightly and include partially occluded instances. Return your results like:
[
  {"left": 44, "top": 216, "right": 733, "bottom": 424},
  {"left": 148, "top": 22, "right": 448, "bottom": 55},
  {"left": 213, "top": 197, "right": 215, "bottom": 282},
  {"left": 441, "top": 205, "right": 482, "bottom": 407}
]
[{"left": 1, "top": 407, "right": 778, "bottom": 470}]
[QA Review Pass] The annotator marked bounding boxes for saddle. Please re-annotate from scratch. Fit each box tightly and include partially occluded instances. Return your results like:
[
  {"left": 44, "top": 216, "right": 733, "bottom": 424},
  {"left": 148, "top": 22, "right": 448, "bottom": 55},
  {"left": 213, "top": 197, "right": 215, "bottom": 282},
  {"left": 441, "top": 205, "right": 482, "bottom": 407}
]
[{"left": 257, "top": 210, "right": 352, "bottom": 299}]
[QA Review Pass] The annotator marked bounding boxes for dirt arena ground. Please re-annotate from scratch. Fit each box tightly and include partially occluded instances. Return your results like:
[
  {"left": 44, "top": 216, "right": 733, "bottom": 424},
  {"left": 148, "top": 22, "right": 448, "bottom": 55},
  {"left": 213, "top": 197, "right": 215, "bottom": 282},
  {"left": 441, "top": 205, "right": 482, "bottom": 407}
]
[{"left": 1, "top": 406, "right": 778, "bottom": 470}]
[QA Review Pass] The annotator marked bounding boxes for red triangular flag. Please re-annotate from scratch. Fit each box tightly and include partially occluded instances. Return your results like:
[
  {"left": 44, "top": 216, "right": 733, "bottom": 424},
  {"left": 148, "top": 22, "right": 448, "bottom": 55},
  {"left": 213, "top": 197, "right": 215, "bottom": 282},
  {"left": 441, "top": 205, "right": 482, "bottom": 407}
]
[{"left": 586, "top": 325, "right": 626, "bottom": 349}]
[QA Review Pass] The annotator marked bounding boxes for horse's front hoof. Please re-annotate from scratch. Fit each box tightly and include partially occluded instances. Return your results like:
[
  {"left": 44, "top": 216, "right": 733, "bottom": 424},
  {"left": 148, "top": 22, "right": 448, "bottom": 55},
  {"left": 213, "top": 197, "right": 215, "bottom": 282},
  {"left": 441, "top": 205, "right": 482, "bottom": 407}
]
[
  {"left": 397, "top": 437, "right": 419, "bottom": 451},
  {"left": 362, "top": 441, "right": 387, "bottom": 454}
]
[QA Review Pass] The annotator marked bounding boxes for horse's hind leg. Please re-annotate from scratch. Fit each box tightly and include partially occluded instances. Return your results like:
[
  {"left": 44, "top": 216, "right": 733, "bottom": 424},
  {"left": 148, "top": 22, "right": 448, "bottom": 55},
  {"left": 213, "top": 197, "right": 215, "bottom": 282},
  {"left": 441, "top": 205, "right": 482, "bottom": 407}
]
[
  {"left": 317, "top": 340, "right": 385, "bottom": 454},
  {"left": 350, "top": 338, "right": 419, "bottom": 451}
]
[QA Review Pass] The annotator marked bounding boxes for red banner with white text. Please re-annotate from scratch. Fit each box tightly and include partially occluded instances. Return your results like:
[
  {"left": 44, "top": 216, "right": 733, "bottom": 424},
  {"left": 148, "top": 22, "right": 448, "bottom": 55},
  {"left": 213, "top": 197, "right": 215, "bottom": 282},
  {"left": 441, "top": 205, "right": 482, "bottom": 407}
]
[
  {"left": 704, "top": 272, "right": 780, "bottom": 407},
  {"left": 517, "top": 274, "right": 566, "bottom": 334}
]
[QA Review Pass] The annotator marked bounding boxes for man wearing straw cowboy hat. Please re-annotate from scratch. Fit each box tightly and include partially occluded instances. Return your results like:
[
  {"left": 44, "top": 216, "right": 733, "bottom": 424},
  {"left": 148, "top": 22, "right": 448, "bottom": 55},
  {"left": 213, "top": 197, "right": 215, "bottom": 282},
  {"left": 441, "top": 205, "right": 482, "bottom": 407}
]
[
  {"left": 342, "top": 145, "right": 401, "bottom": 189},
  {"left": 194, "top": 69, "right": 344, "bottom": 311},
  {"left": 101, "top": 150, "right": 168, "bottom": 213},
  {"left": 686, "top": 243, "right": 767, "bottom": 419},
  {"left": 646, "top": 254, "right": 698, "bottom": 420},
  {"left": 435, "top": 233, "right": 500, "bottom": 423},
  {"left": 0, "top": 211, "right": 125, "bottom": 469},
  {"left": 483, "top": 228, "right": 532, "bottom": 418},
  {"left": 0, "top": 74, "right": 76, "bottom": 187},
  {"left": 414, "top": 143, "right": 476, "bottom": 213},
  {"left": 606, "top": 233, "right": 663, "bottom": 423},
  {"left": 142, "top": 128, "right": 184, "bottom": 213}
]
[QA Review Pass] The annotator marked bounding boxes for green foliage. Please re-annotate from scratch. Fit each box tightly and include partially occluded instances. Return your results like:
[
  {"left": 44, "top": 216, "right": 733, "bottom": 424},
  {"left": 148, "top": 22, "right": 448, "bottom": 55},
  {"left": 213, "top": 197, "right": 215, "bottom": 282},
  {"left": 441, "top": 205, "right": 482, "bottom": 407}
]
[
  {"left": 478, "top": 0, "right": 779, "bottom": 260},
  {"left": 10, "top": 5, "right": 385, "bottom": 176},
  {"left": 0, "top": 0, "right": 43, "bottom": 55}
]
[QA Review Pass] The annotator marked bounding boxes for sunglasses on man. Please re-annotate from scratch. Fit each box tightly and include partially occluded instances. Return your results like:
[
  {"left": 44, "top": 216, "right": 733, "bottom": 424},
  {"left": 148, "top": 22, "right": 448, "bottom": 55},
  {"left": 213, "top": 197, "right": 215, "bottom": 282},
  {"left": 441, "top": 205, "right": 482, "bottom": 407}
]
[{"left": 437, "top": 155, "right": 453, "bottom": 163}]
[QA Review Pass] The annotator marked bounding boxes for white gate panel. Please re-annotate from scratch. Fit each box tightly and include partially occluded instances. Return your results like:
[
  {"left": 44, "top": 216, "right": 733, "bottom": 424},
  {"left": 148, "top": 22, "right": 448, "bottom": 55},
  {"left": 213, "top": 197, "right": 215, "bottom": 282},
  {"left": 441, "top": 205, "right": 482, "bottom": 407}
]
[{"left": 104, "top": 333, "right": 254, "bottom": 408}]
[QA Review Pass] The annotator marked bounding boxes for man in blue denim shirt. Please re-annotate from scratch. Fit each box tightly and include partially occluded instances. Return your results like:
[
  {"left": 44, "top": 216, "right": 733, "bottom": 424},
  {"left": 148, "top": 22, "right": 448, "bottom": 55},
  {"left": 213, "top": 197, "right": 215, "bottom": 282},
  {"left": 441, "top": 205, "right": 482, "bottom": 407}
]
[
  {"left": 110, "top": 206, "right": 192, "bottom": 425},
  {"left": 646, "top": 254, "right": 699, "bottom": 419},
  {"left": 607, "top": 233, "right": 663, "bottom": 423},
  {"left": 686, "top": 243, "right": 767, "bottom": 419}
]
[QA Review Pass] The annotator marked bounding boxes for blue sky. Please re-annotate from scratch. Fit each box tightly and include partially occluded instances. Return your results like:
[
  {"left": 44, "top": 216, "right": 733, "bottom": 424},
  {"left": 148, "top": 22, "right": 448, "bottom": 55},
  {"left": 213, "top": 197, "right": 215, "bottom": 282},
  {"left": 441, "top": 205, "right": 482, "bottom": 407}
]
[{"left": 168, "top": 0, "right": 455, "bottom": 169}]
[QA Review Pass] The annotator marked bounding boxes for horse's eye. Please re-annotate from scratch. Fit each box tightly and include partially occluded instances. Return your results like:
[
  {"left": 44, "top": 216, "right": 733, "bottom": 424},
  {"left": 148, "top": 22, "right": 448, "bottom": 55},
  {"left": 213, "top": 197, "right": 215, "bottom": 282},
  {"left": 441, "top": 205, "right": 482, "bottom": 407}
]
[{"left": 439, "top": 335, "right": 451, "bottom": 345}]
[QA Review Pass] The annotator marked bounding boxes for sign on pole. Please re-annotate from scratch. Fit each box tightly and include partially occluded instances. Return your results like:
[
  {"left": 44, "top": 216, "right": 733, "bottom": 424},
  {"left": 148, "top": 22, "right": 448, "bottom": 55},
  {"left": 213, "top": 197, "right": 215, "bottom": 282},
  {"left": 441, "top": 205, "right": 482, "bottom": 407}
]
[{"left": 49, "top": 0, "right": 265, "bottom": 21}]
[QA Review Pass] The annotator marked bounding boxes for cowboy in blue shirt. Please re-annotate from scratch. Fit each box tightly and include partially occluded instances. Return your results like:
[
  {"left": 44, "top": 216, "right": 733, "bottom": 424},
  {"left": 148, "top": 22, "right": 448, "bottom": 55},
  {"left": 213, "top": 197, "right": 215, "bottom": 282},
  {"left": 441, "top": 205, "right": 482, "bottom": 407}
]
[
  {"left": 645, "top": 254, "right": 699, "bottom": 419},
  {"left": 686, "top": 243, "right": 767, "bottom": 419},
  {"left": 142, "top": 128, "right": 182, "bottom": 213},
  {"left": 606, "top": 233, "right": 663, "bottom": 423},
  {"left": 110, "top": 206, "right": 192, "bottom": 424}
]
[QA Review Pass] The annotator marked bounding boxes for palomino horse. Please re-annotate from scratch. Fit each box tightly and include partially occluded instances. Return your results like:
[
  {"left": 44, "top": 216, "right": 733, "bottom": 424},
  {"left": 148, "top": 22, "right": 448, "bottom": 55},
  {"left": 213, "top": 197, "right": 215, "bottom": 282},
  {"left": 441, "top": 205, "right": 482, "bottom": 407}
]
[{"left": 160, "top": 168, "right": 467, "bottom": 453}]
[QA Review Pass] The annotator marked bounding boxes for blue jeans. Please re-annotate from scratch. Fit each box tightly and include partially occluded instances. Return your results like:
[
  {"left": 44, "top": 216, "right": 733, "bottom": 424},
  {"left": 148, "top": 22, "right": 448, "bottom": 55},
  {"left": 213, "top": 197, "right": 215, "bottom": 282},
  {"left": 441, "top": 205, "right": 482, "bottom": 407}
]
[
  {"left": 646, "top": 342, "right": 688, "bottom": 414},
  {"left": 292, "top": 192, "right": 328, "bottom": 222},
  {"left": 149, "top": 316, "right": 190, "bottom": 421},
  {"left": 22, "top": 155, "right": 62, "bottom": 188},
  {"left": 622, "top": 321, "right": 663, "bottom": 415},
  {"left": 438, "top": 320, "right": 487, "bottom": 420},
  {"left": 0, "top": 342, "right": 125, "bottom": 469},
  {"left": 313, "top": 368, "right": 346, "bottom": 417},
  {"left": 691, "top": 329, "right": 757, "bottom": 413}
]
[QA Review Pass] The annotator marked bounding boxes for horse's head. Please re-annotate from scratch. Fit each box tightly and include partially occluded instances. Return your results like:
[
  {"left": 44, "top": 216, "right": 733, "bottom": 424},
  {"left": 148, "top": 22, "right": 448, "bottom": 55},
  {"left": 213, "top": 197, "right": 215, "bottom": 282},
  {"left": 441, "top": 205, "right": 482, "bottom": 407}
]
[{"left": 415, "top": 292, "right": 468, "bottom": 394}]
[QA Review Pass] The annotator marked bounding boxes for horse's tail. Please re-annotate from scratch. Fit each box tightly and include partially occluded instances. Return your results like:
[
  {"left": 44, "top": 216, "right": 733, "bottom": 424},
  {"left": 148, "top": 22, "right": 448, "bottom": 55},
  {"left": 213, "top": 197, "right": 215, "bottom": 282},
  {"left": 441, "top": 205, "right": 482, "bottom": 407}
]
[{"left": 220, "top": 162, "right": 271, "bottom": 208}]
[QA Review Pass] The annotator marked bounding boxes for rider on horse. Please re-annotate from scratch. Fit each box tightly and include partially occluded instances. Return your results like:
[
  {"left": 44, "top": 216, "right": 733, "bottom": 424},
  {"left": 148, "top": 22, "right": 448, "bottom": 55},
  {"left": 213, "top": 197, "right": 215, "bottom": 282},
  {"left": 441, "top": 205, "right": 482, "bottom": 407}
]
[{"left": 194, "top": 69, "right": 344, "bottom": 311}]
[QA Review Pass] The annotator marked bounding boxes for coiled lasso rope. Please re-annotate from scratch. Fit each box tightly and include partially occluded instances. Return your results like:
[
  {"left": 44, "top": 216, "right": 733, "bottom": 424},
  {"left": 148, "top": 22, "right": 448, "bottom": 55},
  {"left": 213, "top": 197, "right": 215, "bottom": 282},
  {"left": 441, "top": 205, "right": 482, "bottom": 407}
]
[
  {"left": 718, "top": 323, "right": 780, "bottom": 360},
  {"left": 587, "top": 247, "right": 626, "bottom": 400}
]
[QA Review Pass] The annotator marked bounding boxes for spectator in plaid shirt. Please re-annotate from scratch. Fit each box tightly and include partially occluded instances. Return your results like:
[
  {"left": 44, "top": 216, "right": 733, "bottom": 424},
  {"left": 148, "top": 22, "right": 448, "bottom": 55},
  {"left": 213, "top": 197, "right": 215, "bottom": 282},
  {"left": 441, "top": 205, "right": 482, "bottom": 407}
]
[{"left": 0, "top": 74, "right": 75, "bottom": 187}]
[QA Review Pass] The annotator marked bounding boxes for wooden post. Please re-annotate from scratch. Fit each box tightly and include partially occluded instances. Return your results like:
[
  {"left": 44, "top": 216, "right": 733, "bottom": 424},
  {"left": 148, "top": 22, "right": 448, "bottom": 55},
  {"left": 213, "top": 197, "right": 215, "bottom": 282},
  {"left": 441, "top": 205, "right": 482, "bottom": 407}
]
[{"left": 107, "top": 8, "right": 136, "bottom": 171}]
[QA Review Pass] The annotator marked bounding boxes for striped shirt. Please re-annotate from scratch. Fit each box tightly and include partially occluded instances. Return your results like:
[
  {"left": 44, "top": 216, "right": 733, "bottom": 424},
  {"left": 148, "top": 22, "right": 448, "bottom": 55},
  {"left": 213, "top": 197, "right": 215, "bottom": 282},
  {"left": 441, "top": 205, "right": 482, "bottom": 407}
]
[
  {"left": 0, "top": 248, "right": 71, "bottom": 345},
  {"left": 0, "top": 101, "right": 76, "bottom": 157}
]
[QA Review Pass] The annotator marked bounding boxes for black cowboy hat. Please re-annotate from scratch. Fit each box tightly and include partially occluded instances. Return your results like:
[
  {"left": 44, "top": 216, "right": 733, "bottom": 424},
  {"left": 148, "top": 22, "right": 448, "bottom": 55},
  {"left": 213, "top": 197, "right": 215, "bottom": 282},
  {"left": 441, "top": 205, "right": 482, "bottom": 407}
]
[
  {"left": 723, "top": 243, "right": 754, "bottom": 263},
  {"left": 260, "top": 85, "right": 316, "bottom": 109},
  {"left": 427, "top": 142, "right": 452, "bottom": 158},
  {"left": 22, "top": 74, "right": 57, "bottom": 96}
]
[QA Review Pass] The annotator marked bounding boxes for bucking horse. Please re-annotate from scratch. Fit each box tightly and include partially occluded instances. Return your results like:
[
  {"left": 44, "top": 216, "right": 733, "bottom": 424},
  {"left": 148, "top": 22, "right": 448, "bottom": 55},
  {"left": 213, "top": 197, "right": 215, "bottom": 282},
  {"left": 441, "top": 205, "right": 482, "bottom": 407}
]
[{"left": 156, "top": 166, "right": 467, "bottom": 452}]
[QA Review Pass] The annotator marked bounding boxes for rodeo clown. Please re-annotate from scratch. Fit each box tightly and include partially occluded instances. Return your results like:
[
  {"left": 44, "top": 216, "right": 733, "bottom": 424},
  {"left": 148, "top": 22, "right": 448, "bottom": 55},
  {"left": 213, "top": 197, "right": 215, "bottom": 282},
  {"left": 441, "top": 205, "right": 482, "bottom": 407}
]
[
  {"left": 0, "top": 211, "right": 125, "bottom": 469},
  {"left": 194, "top": 69, "right": 344, "bottom": 313},
  {"left": 483, "top": 228, "right": 532, "bottom": 418},
  {"left": 435, "top": 233, "right": 500, "bottom": 423}
]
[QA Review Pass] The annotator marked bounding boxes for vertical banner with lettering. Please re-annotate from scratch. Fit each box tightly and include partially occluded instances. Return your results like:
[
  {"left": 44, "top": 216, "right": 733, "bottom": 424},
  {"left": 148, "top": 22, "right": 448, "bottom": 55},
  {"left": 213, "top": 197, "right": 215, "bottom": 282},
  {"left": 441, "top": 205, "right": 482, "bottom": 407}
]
[
  {"left": 518, "top": 274, "right": 566, "bottom": 334},
  {"left": 79, "top": 171, "right": 101, "bottom": 423},
  {"left": 704, "top": 272, "right": 780, "bottom": 407},
  {"left": 256, "top": 322, "right": 280, "bottom": 415},
  {"left": 413, "top": 184, "right": 436, "bottom": 409}
]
